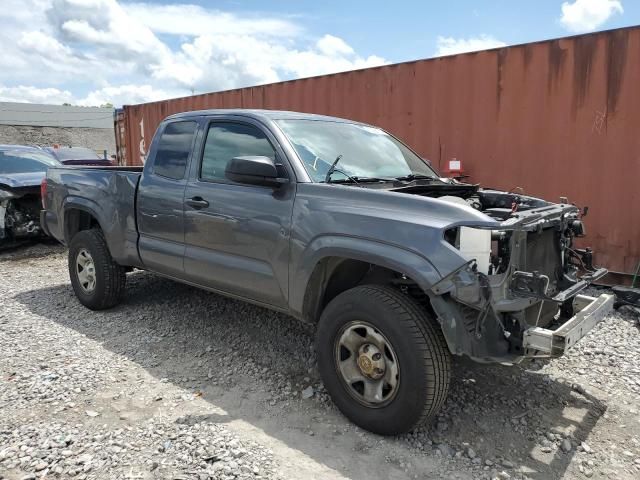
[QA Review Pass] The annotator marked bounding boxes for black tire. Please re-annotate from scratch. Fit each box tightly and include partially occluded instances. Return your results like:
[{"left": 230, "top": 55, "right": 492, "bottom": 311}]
[
  {"left": 68, "top": 229, "right": 126, "bottom": 310},
  {"left": 316, "top": 285, "right": 451, "bottom": 435}
]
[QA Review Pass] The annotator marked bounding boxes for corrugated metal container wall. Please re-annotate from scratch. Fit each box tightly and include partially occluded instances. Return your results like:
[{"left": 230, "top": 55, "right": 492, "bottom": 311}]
[{"left": 120, "top": 27, "right": 640, "bottom": 274}]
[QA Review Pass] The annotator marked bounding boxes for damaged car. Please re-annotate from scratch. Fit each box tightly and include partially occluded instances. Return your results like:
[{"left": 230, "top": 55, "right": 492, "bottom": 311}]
[
  {"left": 44, "top": 146, "right": 114, "bottom": 166},
  {"left": 41, "top": 110, "right": 613, "bottom": 435},
  {"left": 0, "top": 145, "right": 60, "bottom": 244}
]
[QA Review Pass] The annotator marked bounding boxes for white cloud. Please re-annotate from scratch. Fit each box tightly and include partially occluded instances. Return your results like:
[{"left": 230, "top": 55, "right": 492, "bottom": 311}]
[
  {"left": 435, "top": 35, "right": 507, "bottom": 57},
  {"left": 18, "top": 31, "right": 72, "bottom": 57},
  {"left": 0, "top": 85, "right": 74, "bottom": 104},
  {"left": 122, "top": 3, "right": 301, "bottom": 38},
  {"left": 0, "top": 83, "right": 173, "bottom": 107},
  {"left": 560, "top": 0, "right": 624, "bottom": 32},
  {"left": 316, "top": 35, "right": 355, "bottom": 57},
  {"left": 77, "top": 84, "right": 179, "bottom": 107},
  {"left": 0, "top": 0, "right": 387, "bottom": 106},
  {"left": 49, "top": 0, "right": 170, "bottom": 64},
  {"left": 151, "top": 33, "right": 386, "bottom": 92}
]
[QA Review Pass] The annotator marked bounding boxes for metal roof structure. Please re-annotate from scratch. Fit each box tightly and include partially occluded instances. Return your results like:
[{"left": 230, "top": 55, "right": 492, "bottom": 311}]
[{"left": 0, "top": 102, "right": 113, "bottom": 129}]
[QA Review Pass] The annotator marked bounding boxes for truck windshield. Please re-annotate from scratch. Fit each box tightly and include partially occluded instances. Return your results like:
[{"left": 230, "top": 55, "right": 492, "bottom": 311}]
[
  {"left": 0, "top": 150, "right": 60, "bottom": 174},
  {"left": 276, "top": 119, "right": 438, "bottom": 183}
]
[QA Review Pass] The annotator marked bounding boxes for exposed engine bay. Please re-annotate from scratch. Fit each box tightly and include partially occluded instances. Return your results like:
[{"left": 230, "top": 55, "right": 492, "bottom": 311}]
[
  {"left": 0, "top": 185, "right": 43, "bottom": 244},
  {"left": 440, "top": 188, "right": 592, "bottom": 288},
  {"left": 382, "top": 180, "right": 608, "bottom": 362},
  {"left": 389, "top": 181, "right": 595, "bottom": 293}
]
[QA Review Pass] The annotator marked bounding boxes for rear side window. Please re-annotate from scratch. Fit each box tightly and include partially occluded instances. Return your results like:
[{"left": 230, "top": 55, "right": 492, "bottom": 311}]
[
  {"left": 201, "top": 123, "right": 276, "bottom": 181},
  {"left": 153, "top": 121, "right": 197, "bottom": 180}
]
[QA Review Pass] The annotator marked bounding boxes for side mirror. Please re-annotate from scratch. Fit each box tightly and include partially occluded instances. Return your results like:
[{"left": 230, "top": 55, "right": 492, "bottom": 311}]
[{"left": 225, "top": 156, "right": 287, "bottom": 187}]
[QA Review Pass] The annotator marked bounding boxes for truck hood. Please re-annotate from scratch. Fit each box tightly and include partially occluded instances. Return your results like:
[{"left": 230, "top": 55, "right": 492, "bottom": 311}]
[
  {"left": 316, "top": 182, "right": 499, "bottom": 230},
  {"left": 0, "top": 172, "right": 45, "bottom": 190},
  {"left": 310, "top": 180, "right": 577, "bottom": 234},
  {"left": 346, "top": 178, "right": 577, "bottom": 231}
]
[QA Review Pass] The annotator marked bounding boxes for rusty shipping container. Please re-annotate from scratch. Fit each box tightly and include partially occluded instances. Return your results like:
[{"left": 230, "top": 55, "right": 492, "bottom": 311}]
[{"left": 116, "top": 27, "right": 640, "bottom": 275}]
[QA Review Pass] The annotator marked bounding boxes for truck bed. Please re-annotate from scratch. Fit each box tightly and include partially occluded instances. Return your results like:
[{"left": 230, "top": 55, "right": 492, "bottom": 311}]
[{"left": 43, "top": 166, "right": 143, "bottom": 267}]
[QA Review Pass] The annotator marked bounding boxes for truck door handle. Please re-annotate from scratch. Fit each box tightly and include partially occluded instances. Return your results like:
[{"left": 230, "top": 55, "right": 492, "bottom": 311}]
[{"left": 185, "top": 197, "right": 209, "bottom": 209}]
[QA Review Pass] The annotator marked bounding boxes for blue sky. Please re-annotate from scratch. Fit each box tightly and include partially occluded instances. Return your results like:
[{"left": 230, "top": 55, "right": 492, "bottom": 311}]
[
  {"left": 196, "top": 0, "right": 638, "bottom": 61},
  {"left": 0, "top": 0, "right": 636, "bottom": 106}
]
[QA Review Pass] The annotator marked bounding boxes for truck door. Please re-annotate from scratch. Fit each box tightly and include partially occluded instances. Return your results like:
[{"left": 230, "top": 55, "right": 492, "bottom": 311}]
[
  {"left": 183, "top": 118, "right": 295, "bottom": 308},
  {"left": 137, "top": 120, "right": 198, "bottom": 277}
]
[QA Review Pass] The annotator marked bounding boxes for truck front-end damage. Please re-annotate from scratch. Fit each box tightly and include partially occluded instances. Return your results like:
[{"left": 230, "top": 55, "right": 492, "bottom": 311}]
[{"left": 427, "top": 189, "right": 613, "bottom": 363}]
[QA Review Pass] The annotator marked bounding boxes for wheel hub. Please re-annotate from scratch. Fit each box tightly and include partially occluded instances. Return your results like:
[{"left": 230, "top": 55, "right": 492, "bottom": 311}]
[{"left": 356, "top": 343, "right": 385, "bottom": 379}]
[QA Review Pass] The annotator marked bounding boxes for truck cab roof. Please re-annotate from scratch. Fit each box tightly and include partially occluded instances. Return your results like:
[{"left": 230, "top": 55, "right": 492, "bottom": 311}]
[{"left": 164, "top": 109, "right": 364, "bottom": 125}]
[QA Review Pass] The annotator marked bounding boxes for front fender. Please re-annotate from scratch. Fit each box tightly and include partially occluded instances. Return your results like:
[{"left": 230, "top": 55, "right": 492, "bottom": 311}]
[{"left": 289, "top": 234, "right": 443, "bottom": 319}]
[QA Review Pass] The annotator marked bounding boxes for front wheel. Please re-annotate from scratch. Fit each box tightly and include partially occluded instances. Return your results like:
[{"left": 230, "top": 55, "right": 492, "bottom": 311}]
[
  {"left": 316, "top": 285, "right": 451, "bottom": 435},
  {"left": 68, "top": 229, "right": 126, "bottom": 310}
]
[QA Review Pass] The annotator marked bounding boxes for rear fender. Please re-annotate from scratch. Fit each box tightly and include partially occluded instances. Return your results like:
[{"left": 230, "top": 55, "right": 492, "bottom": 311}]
[
  {"left": 62, "top": 196, "right": 140, "bottom": 266},
  {"left": 62, "top": 196, "right": 105, "bottom": 243}
]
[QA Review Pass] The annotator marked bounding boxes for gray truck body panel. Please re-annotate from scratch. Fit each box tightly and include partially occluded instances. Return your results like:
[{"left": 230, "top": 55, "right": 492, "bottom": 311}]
[{"left": 43, "top": 109, "right": 612, "bottom": 363}]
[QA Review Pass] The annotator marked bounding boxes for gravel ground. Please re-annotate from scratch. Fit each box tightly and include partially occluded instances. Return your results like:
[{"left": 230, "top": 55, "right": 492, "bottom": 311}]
[{"left": 1, "top": 244, "right": 639, "bottom": 480}]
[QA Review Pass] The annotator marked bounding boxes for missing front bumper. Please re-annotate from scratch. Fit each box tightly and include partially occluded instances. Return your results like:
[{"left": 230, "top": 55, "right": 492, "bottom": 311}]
[{"left": 522, "top": 294, "right": 614, "bottom": 358}]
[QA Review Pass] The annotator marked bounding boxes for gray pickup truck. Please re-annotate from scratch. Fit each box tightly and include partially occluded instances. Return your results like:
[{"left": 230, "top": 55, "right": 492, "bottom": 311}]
[{"left": 42, "top": 109, "right": 613, "bottom": 435}]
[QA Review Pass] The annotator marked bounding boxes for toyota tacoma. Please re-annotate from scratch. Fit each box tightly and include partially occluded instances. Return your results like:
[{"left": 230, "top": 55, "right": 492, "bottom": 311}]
[{"left": 41, "top": 110, "right": 613, "bottom": 435}]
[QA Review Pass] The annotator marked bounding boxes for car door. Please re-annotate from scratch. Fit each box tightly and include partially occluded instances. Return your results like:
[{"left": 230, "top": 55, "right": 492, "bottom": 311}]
[
  {"left": 137, "top": 120, "right": 198, "bottom": 277},
  {"left": 183, "top": 118, "right": 295, "bottom": 308}
]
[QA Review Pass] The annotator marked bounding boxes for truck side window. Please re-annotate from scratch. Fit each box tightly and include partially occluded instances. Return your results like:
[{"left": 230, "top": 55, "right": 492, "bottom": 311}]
[
  {"left": 201, "top": 123, "right": 276, "bottom": 182},
  {"left": 153, "top": 121, "right": 197, "bottom": 180}
]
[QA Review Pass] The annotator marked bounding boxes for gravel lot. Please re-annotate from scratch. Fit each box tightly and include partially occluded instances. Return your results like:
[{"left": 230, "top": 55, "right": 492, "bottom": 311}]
[{"left": 1, "top": 244, "right": 639, "bottom": 480}]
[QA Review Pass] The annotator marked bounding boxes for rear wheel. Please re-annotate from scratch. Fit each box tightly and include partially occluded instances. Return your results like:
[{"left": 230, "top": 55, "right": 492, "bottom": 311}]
[
  {"left": 68, "top": 229, "right": 126, "bottom": 310},
  {"left": 316, "top": 285, "right": 451, "bottom": 435}
]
